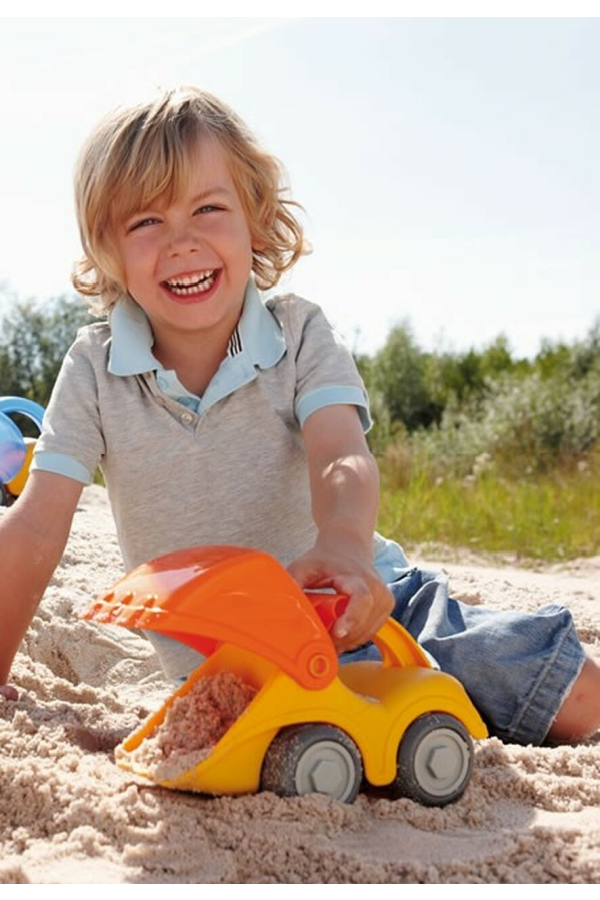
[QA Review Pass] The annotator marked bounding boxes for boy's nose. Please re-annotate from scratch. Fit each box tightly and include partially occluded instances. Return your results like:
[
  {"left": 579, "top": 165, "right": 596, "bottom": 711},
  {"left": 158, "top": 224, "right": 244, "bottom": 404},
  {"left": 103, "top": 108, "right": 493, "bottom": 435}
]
[{"left": 166, "top": 223, "right": 202, "bottom": 256}]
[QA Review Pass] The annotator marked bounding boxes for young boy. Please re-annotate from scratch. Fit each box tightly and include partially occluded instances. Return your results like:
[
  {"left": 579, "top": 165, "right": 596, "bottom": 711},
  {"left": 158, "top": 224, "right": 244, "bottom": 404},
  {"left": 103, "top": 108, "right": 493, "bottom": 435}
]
[{"left": 1, "top": 87, "right": 598, "bottom": 746}]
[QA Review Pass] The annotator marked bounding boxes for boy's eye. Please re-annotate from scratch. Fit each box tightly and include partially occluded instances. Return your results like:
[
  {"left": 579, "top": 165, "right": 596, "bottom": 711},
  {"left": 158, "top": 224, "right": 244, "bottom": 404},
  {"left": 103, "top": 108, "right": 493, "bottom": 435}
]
[
  {"left": 194, "top": 204, "right": 223, "bottom": 215},
  {"left": 127, "top": 216, "right": 160, "bottom": 232}
]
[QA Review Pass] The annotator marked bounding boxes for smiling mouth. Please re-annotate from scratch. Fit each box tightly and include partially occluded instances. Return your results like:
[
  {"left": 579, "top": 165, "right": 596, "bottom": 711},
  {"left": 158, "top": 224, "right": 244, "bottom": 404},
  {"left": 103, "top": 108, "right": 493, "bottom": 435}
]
[{"left": 162, "top": 270, "right": 218, "bottom": 296}]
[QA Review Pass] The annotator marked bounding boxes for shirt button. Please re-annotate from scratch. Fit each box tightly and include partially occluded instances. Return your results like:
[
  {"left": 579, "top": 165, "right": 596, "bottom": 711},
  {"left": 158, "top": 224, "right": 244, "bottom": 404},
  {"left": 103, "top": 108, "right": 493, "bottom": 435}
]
[{"left": 180, "top": 412, "right": 194, "bottom": 425}]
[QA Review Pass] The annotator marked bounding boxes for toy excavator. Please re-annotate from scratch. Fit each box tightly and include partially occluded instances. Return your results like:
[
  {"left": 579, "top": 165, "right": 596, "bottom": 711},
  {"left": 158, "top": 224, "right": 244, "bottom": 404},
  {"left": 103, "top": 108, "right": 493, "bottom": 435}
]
[{"left": 84, "top": 545, "right": 487, "bottom": 805}]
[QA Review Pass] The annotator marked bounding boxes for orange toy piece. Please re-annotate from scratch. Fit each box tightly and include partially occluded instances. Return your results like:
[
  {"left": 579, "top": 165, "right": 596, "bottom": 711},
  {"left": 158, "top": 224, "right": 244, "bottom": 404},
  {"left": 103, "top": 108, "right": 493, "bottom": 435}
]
[
  {"left": 84, "top": 546, "right": 488, "bottom": 805},
  {"left": 86, "top": 545, "right": 341, "bottom": 690}
]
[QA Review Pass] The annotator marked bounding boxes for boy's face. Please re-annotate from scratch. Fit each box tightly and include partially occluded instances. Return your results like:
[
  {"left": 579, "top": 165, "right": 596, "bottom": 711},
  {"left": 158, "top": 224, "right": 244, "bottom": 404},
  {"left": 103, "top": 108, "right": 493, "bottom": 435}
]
[{"left": 114, "top": 138, "right": 254, "bottom": 349}]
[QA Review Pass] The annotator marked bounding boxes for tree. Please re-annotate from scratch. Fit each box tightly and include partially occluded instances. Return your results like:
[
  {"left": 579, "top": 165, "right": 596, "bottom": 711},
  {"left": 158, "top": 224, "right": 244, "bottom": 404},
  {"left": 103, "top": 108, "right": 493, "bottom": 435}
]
[
  {"left": 0, "top": 294, "right": 93, "bottom": 406},
  {"left": 371, "top": 322, "right": 440, "bottom": 432}
]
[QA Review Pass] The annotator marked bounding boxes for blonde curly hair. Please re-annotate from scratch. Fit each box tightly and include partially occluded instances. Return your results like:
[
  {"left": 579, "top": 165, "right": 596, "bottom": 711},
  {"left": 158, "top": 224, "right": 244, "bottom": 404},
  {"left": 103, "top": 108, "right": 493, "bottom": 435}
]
[{"left": 72, "top": 87, "right": 307, "bottom": 312}]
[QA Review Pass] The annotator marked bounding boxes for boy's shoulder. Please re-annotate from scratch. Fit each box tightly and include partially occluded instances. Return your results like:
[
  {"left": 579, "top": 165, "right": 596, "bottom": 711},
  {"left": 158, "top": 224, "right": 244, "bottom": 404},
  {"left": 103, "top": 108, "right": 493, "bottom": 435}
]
[
  {"left": 265, "top": 293, "right": 330, "bottom": 344},
  {"left": 65, "top": 320, "right": 112, "bottom": 367},
  {"left": 74, "top": 319, "right": 112, "bottom": 344},
  {"left": 265, "top": 292, "right": 321, "bottom": 318}
]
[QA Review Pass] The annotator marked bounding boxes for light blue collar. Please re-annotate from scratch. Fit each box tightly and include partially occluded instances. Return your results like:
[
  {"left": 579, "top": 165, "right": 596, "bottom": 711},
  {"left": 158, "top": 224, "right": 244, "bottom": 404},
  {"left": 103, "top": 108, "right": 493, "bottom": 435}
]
[{"left": 108, "top": 280, "right": 285, "bottom": 377}]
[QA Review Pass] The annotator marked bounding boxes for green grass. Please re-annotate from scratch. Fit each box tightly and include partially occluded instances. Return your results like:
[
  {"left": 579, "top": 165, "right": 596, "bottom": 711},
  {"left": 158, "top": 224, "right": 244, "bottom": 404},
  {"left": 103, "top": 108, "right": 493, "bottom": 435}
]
[{"left": 378, "top": 455, "right": 599, "bottom": 561}]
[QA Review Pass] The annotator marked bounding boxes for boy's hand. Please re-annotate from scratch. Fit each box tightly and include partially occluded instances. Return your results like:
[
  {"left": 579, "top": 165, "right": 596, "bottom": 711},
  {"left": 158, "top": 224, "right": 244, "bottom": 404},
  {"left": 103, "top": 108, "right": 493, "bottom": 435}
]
[{"left": 288, "top": 547, "right": 394, "bottom": 653}]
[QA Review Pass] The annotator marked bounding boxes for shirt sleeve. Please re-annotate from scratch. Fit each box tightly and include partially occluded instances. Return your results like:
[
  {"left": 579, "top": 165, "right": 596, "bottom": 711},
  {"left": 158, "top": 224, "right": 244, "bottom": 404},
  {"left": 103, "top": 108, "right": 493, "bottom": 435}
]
[
  {"left": 285, "top": 299, "right": 371, "bottom": 431},
  {"left": 32, "top": 327, "right": 107, "bottom": 484},
  {"left": 32, "top": 450, "right": 94, "bottom": 484}
]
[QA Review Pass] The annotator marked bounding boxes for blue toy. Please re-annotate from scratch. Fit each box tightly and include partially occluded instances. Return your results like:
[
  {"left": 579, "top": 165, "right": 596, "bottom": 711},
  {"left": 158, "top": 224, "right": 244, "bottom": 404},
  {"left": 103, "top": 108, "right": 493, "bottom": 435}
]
[{"left": 0, "top": 397, "right": 45, "bottom": 502}]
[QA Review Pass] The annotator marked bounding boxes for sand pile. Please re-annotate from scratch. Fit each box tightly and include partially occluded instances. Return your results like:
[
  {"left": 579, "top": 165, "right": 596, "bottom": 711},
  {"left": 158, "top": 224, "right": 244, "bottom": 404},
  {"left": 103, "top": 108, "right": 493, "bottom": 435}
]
[
  {"left": 121, "top": 672, "right": 258, "bottom": 782},
  {"left": 1, "top": 485, "right": 599, "bottom": 884}
]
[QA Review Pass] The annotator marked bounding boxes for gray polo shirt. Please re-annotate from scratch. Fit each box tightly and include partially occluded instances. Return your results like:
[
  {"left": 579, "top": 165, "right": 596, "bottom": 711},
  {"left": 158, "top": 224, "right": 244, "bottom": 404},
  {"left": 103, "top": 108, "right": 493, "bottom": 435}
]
[{"left": 34, "top": 282, "right": 373, "bottom": 567}]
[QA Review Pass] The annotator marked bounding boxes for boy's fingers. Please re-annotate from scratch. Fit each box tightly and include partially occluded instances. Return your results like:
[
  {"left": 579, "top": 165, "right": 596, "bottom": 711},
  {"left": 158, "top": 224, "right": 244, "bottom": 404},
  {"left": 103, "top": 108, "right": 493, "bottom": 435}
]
[
  {"left": 333, "top": 580, "right": 394, "bottom": 648},
  {"left": 287, "top": 555, "right": 330, "bottom": 590},
  {"left": 332, "top": 588, "right": 375, "bottom": 643},
  {"left": 333, "top": 615, "right": 351, "bottom": 640},
  {"left": 287, "top": 560, "right": 314, "bottom": 587}
]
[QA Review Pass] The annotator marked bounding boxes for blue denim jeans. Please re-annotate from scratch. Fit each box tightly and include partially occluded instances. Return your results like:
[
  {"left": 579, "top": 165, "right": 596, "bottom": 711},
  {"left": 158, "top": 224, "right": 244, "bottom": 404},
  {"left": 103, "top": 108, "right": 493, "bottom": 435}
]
[{"left": 340, "top": 567, "right": 585, "bottom": 746}]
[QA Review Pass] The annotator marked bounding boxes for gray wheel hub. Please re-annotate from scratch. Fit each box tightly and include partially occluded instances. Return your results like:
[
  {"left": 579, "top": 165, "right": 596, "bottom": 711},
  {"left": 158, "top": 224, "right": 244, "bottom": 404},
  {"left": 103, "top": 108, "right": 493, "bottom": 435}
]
[
  {"left": 412, "top": 727, "right": 471, "bottom": 797},
  {"left": 294, "top": 740, "right": 359, "bottom": 801}
]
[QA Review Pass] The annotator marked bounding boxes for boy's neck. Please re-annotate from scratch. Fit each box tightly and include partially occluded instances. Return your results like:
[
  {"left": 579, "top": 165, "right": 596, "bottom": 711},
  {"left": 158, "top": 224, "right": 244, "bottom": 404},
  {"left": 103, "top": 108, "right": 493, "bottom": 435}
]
[{"left": 152, "top": 319, "right": 237, "bottom": 397}]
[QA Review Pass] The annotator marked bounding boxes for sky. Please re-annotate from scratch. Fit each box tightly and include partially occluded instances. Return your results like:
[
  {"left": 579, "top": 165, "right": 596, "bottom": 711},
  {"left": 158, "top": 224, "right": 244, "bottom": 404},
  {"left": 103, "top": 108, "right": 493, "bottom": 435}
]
[{"left": 0, "top": 16, "right": 598, "bottom": 359}]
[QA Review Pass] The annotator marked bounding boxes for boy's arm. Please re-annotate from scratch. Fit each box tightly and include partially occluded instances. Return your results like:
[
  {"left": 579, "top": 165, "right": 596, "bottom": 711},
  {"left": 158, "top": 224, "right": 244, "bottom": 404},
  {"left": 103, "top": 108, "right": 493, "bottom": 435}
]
[
  {"left": 288, "top": 404, "right": 393, "bottom": 653},
  {"left": 0, "top": 471, "right": 83, "bottom": 685}
]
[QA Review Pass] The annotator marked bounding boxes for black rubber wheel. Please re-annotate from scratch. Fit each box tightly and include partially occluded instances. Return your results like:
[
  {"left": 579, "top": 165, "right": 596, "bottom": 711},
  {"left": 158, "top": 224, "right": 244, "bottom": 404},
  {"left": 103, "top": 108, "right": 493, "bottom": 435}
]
[
  {"left": 391, "top": 713, "right": 474, "bottom": 806},
  {"left": 260, "top": 723, "right": 363, "bottom": 803}
]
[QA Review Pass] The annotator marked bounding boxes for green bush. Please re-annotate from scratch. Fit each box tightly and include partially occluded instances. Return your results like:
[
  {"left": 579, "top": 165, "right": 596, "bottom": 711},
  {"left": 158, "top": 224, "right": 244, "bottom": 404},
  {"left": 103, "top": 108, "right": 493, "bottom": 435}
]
[
  {"left": 406, "top": 364, "right": 600, "bottom": 481},
  {"left": 0, "top": 294, "right": 93, "bottom": 406}
]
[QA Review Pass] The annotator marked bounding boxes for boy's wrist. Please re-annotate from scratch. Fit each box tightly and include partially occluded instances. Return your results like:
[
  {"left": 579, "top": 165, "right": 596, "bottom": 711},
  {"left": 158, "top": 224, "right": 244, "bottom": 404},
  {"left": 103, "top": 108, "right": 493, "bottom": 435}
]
[{"left": 314, "top": 520, "right": 374, "bottom": 563}]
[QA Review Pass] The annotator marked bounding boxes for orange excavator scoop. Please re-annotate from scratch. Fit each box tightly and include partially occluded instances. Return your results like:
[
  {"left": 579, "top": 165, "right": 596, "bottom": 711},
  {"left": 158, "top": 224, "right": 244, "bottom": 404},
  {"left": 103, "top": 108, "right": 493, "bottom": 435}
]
[{"left": 84, "top": 545, "right": 345, "bottom": 690}]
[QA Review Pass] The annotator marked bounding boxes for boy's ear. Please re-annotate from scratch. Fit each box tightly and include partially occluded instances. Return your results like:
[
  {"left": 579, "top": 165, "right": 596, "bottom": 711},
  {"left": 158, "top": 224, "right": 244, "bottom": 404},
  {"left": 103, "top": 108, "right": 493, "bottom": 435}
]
[{"left": 250, "top": 222, "right": 267, "bottom": 252}]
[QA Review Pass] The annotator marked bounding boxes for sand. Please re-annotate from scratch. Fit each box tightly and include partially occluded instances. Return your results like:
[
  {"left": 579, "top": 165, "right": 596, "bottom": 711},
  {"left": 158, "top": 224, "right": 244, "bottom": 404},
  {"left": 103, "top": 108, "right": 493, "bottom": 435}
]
[
  {"left": 122, "top": 672, "right": 258, "bottom": 782},
  {"left": 1, "top": 485, "right": 598, "bottom": 884}
]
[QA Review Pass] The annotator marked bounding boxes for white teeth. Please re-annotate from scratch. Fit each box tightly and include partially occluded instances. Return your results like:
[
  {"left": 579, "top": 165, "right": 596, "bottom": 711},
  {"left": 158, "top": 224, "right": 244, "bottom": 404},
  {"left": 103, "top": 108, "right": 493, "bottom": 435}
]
[{"left": 165, "top": 270, "right": 217, "bottom": 295}]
